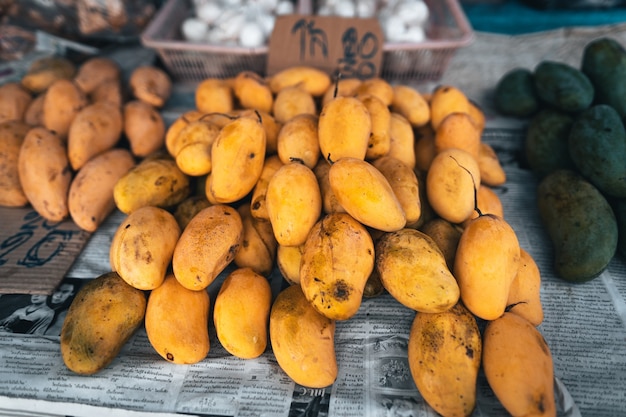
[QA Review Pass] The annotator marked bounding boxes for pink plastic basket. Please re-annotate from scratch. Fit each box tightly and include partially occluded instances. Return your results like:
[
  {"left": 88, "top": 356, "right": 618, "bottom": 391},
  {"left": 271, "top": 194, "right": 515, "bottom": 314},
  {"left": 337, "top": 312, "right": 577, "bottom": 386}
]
[{"left": 141, "top": 0, "right": 474, "bottom": 83}]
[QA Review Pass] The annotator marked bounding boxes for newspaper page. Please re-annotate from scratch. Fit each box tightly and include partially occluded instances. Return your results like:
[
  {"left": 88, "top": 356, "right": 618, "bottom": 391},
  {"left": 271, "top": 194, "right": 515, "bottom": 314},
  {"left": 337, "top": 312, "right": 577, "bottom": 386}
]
[{"left": 2, "top": 24, "right": 626, "bottom": 417}]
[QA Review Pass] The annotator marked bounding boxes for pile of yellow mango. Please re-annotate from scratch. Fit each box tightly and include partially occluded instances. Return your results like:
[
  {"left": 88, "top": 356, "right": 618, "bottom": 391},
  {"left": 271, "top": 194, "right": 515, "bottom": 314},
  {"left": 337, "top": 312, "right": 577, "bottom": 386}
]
[{"left": 0, "top": 58, "right": 556, "bottom": 417}]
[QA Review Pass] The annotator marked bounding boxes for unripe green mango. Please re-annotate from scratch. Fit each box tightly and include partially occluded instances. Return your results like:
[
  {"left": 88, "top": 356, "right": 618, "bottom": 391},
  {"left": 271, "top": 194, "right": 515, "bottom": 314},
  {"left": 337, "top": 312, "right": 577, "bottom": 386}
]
[
  {"left": 537, "top": 170, "right": 617, "bottom": 283},
  {"left": 568, "top": 104, "right": 626, "bottom": 198},
  {"left": 581, "top": 37, "right": 626, "bottom": 119},
  {"left": 533, "top": 60, "right": 594, "bottom": 113},
  {"left": 494, "top": 68, "right": 540, "bottom": 117},
  {"left": 524, "top": 108, "right": 576, "bottom": 179}
]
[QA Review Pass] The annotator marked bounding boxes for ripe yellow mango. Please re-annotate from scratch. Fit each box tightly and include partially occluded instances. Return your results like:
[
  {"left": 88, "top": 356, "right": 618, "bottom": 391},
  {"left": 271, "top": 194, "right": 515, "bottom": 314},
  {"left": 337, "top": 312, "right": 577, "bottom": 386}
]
[
  {"left": 454, "top": 214, "right": 521, "bottom": 320},
  {"left": 318, "top": 96, "right": 371, "bottom": 161},
  {"left": 233, "top": 70, "right": 273, "bottom": 113},
  {"left": 300, "top": 212, "right": 375, "bottom": 320},
  {"left": 272, "top": 85, "right": 316, "bottom": 123},
  {"left": 390, "top": 84, "right": 430, "bottom": 128},
  {"left": 208, "top": 113, "right": 266, "bottom": 203},
  {"left": 372, "top": 155, "right": 421, "bottom": 227},
  {"left": 172, "top": 204, "right": 243, "bottom": 291},
  {"left": 266, "top": 161, "right": 322, "bottom": 246},
  {"left": 268, "top": 66, "right": 331, "bottom": 96},
  {"left": 250, "top": 155, "right": 284, "bottom": 221},
  {"left": 214, "top": 267, "right": 272, "bottom": 359},
  {"left": 429, "top": 85, "right": 472, "bottom": 130},
  {"left": 328, "top": 157, "right": 405, "bottom": 232},
  {"left": 482, "top": 313, "right": 556, "bottom": 417},
  {"left": 376, "top": 228, "right": 460, "bottom": 313},
  {"left": 61, "top": 272, "right": 146, "bottom": 375},
  {"left": 234, "top": 203, "right": 277, "bottom": 277},
  {"left": 270, "top": 284, "right": 337, "bottom": 388},
  {"left": 426, "top": 148, "right": 480, "bottom": 224},
  {"left": 276, "top": 113, "right": 320, "bottom": 169},
  {"left": 507, "top": 248, "right": 544, "bottom": 326},
  {"left": 408, "top": 302, "right": 482, "bottom": 417},
  {"left": 110, "top": 206, "right": 181, "bottom": 290},
  {"left": 145, "top": 274, "right": 210, "bottom": 364}
]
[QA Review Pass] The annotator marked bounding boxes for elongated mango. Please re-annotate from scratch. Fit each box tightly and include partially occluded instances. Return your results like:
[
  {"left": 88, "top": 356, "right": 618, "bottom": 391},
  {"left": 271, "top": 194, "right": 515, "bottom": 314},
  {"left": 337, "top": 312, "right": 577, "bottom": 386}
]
[
  {"left": 482, "top": 313, "right": 556, "bottom": 417},
  {"left": 328, "top": 157, "right": 405, "bottom": 232},
  {"left": 110, "top": 206, "right": 181, "bottom": 290},
  {"left": 376, "top": 228, "right": 460, "bottom": 313},
  {"left": 269, "top": 284, "right": 337, "bottom": 388},
  {"left": 214, "top": 267, "right": 272, "bottom": 359},
  {"left": 454, "top": 214, "right": 520, "bottom": 320},
  {"left": 61, "top": 272, "right": 146, "bottom": 375},
  {"left": 266, "top": 161, "right": 322, "bottom": 246},
  {"left": 318, "top": 96, "right": 371, "bottom": 161},
  {"left": 145, "top": 274, "right": 210, "bottom": 364},
  {"left": 208, "top": 114, "right": 266, "bottom": 203},
  {"left": 172, "top": 204, "right": 243, "bottom": 291},
  {"left": 408, "top": 302, "right": 482, "bottom": 417},
  {"left": 300, "top": 212, "right": 375, "bottom": 320}
]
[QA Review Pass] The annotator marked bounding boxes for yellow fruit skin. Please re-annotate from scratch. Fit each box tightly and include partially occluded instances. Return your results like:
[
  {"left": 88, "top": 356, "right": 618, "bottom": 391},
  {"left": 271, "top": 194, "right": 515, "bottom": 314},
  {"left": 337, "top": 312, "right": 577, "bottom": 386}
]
[
  {"left": 434, "top": 112, "right": 481, "bottom": 159},
  {"left": 272, "top": 85, "right": 316, "bottom": 124},
  {"left": 420, "top": 218, "right": 463, "bottom": 272},
  {"left": 408, "top": 303, "right": 482, "bottom": 417},
  {"left": 359, "top": 94, "right": 391, "bottom": 160},
  {"left": 113, "top": 157, "right": 190, "bottom": 214},
  {"left": 300, "top": 212, "right": 375, "bottom": 320},
  {"left": 318, "top": 96, "right": 371, "bottom": 161},
  {"left": 507, "top": 248, "right": 544, "bottom": 326},
  {"left": 454, "top": 214, "right": 521, "bottom": 320},
  {"left": 233, "top": 71, "right": 273, "bottom": 113},
  {"left": 250, "top": 155, "right": 284, "bottom": 221},
  {"left": 372, "top": 155, "right": 421, "bottom": 227},
  {"left": 18, "top": 127, "right": 71, "bottom": 222},
  {"left": 213, "top": 267, "right": 272, "bottom": 359},
  {"left": 391, "top": 84, "right": 431, "bottom": 127},
  {"left": 276, "top": 113, "right": 319, "bottom": 169},
  {"left": 478, "top": 141, "right": 507, "bottom": 186},
  {"left": 461, "top": 184, "right": 504, "bottom": 228},
  {"left": 388, "top": 112, "right": 417, "bottom": 169},
  {"left": 145, "top": 274, "right": 210, "bottom": 364},
  {"left": 110, "top": 206, "right": 181, "bottom": 290},
  {"left": 195, "top": 77, "right": 233, "bottom": 114},
  {"left": 61, "top": 272, "right": 146, "bottom": 375},
  {"left": 313, "top": 159, "right": 346, "bottom": 215},
  {"left": 0, "top": 120, "right": 32, "bottom": 207},
  {"left": 376, "top": 228, "right": 460, "bottom": 313},
  {"left": 172, "top": 204, "right": 243, "bottom": 291},
  {"left": 269, "top": 66, "right": 331, "bottom": 97},
  {"left": 482, "top": 313, "right": 556, "bottom": 417},
  {"left": 266, "top": 162, "right": 322, "bottom": 246},
  {"left": 276, "top": 244, "right": 304, "bottom": 285},
  {"left": 429, "top": 85, "right": 471, "bottom": 130},
  {"left": 234, "top": 204, "right": 277, "bottom": 277},
  {"left": 328, "top": 157, "right": 406, "bottom": 232},
  {"left": 426, "top": 148, "right": 481, "bottom": 224},
  {"left": 69, "top": 148, "right": 136, "bottom": 232},
  {"left": 209, "top": 115, "right": 266, "bottom": 203},
  {"left": 269, "top": 284, "right": 337, "bottom": 388}
]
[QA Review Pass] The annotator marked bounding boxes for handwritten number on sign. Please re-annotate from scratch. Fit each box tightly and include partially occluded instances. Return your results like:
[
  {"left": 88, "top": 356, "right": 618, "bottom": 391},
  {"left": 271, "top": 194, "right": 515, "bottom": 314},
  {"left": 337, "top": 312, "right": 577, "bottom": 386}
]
[
  {"left": 0, "top": 211, "right": 77, "bottom": 267},
  {"left": 292, "top": 19, "right": 329, "bottom": 60},
  {"left": 339, "top": 27, "right": 379, "bottom": 79}
]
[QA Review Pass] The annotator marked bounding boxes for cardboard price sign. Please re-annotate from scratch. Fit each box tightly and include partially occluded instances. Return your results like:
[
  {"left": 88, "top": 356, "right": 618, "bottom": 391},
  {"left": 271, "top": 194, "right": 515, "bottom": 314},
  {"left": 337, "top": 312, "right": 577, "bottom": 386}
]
[{"left": 266, "top": 14, "right": 384, "bottom": 79}]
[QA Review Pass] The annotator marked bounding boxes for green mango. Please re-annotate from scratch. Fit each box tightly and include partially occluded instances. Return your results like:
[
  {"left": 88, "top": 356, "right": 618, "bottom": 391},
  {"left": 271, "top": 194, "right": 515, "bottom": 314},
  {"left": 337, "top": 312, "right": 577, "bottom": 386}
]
[
  {"left": 581, "top": 37, "right": 626, "bottom": 119},
  {"left": 494, "top": 68, "right": 540, "bottom": 117},
  {"left": 568, "top": 104, "right": 626, "bottom": 198},
  {"left": 524, "top": 108, "right": 576, "bottom": 179},
  {"left": 533, "top": 60, "right": 594, "bottom": 113},
  {"left": 537, "top": 170, "right": 617, "bottom": 283}
]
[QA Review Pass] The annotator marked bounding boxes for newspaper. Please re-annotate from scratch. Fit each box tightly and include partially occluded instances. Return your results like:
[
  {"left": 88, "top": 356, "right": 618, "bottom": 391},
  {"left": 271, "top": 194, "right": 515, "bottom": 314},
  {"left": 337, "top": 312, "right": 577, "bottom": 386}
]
[{"left": 2, "top": 24, "right": 626, "bottom": 417}]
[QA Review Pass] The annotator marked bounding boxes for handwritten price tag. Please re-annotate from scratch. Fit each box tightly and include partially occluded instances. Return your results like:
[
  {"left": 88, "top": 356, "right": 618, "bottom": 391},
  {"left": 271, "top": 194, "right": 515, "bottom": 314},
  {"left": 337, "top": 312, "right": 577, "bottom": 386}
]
[{"left": 266, "top": 15, "right": 384, "bottom": 80}]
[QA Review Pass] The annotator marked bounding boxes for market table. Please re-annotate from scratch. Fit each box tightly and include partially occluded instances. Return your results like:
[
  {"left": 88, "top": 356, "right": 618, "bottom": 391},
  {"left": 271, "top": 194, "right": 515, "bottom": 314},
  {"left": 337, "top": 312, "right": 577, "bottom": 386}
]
[{"left": 1, "top": 21, "right": 626, "bottom": 417}]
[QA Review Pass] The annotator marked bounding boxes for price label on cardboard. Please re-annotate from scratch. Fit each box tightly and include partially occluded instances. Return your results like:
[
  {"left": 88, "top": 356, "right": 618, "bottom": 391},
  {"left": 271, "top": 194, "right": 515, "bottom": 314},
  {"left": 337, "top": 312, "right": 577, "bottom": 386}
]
[{"left": 266, "top": 14, "right": 384, "bottom": 80}]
